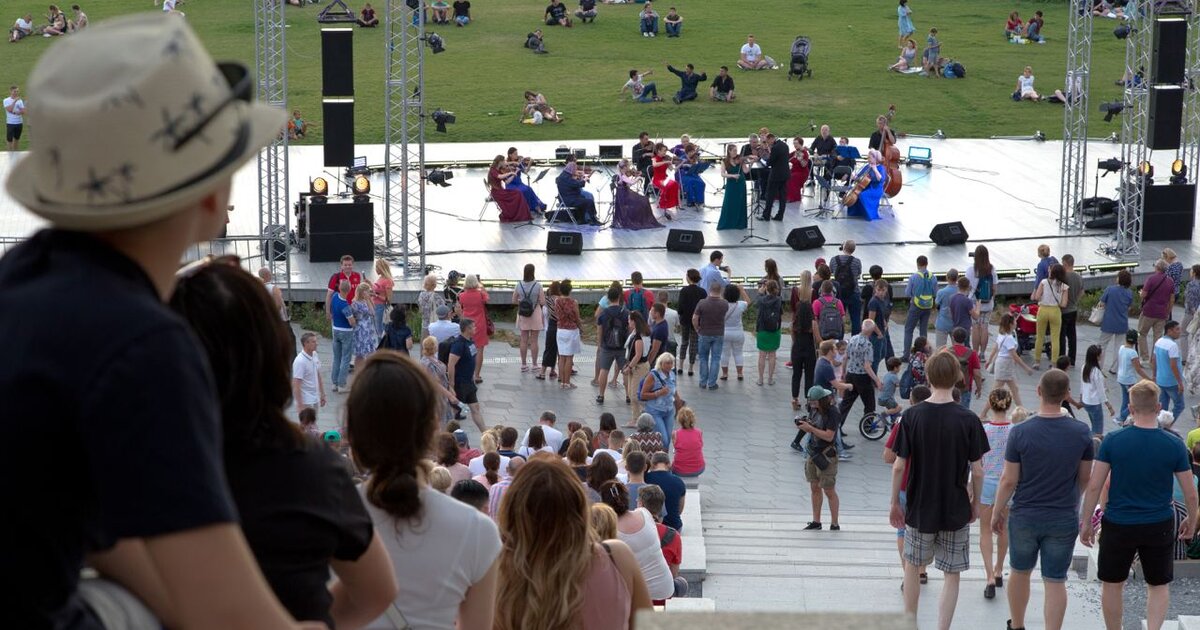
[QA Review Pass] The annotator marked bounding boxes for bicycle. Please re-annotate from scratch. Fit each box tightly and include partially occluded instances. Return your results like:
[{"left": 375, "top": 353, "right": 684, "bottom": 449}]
[{"left": 859, "top": 410, "right": 900, "bottom": 441}]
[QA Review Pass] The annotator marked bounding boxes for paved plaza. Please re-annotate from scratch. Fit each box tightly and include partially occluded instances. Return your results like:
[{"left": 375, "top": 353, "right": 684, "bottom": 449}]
[{"left": 301, "top": 312, "right": 1199, "bottom": 629}]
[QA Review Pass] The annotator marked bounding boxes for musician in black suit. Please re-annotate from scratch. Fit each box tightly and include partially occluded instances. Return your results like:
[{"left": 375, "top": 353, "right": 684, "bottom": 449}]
[
  {"left": 632, "top": 131, "right": 656, "bottom": 195},
  {"left": 760, "top": 133, "right": 791, "bottom": 221}
]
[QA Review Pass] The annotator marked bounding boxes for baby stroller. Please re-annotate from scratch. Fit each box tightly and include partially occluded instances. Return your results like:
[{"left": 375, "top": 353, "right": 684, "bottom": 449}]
[
  {"left": 1008, "top": 302, "right": 1047, "bottom": 359},
  {"left": 788, "top": 35, "right": 813, "bottom": 81}
]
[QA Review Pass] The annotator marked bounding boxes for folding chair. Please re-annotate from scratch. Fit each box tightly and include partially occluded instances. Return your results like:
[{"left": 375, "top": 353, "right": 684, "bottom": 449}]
[
  {"left": 546, "top": 194, "right": 581, "bottom": 225},
  {"left": 478, "top": 180, "right": 498, "bottom": 221}
]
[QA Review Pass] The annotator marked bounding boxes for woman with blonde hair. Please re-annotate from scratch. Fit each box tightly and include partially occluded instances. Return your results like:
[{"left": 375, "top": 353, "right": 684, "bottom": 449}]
[
  {"left": 590, "top": 502, "right": 619, "bottom": 540},
  {"left": 350, "top": 283, "right": 377, "bottom": 364},
  {"left": 372, "top": 258, "right": 394, "bottom": 333},
  {"left": 1030, "top": 263, "right": 1069, "bottom": 369},
  {"left": 671, "top": 407, "right": 705, "bottom": 477},
  {"left": 428, "top": 466, "right": 453, "bottom": 494},
  {"left": 495, "top": 459, "right": 650, "bottom": 630},
  {"left": 979, "top": 388, "right": 1014, "bottom": 599},
  {"left": 640, "top": 352, "right": 682, "bottom": 451},
  {"left": 458, "top": 274, "right": 490, "bottom": 383},
  {"left": 513, "top": 263, "right": 545, "bottom": 372},
  {"left": 416, "top": 273, "right": 445, "bottom": 337},
  {"left": 418, "top": 335, "right": 458, "bottom": 426}
]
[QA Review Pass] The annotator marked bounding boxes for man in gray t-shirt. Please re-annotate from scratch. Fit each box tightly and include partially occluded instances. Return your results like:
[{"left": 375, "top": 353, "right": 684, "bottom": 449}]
[
  {"left": 1059, "top": 254, "right": 1084, "bottom": 366},
  {"left": 692, "top": 282, "right": 728, "bottom": 389}
]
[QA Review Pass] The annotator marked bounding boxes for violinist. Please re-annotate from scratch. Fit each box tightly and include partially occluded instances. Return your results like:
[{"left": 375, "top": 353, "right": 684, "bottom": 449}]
[
  {"left": 555, "top": 155, "right": 600, "bottom": 225},
  {"left": 678, "top": 143, "right": 708, "bottom": 209},
  {"left": 844, "top": 149, "right": 886, "bottom": 222},
  {"left": 671, "top": 134, "right": 690, "bottom": 160},
  {"left": 786, "top": 137, "right": 811, "bottom": 203},
  {"left": 613, "top": 159, "right": 662, "bottom": 230},
  {"left": 868, "top": 115, "right": 896, "bottom": 151},
  {"left": 650, "top": 143, "right": 681, "bottom": 216},
  {"left": 505, "top": 147, "right": 547, "bottom": 214},
  {"left": 631, "top": 131, "right": 657, "bottom": 195},
  {"left": 488, "top": 155, "right": 533, "bottom": 223}
]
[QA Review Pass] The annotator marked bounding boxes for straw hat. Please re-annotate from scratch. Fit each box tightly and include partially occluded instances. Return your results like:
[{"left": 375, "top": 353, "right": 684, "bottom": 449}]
[{"left": 6, "top": 13, "right": 287, "bottom": 231}]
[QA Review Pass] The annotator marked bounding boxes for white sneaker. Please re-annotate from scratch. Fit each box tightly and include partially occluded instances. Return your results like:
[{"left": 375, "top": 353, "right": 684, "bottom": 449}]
[
  {"left": 650, "top": 32, "right": 655, "bottom": 37},
  {"left": 643, "top": 32, "right": 648, "bottom": 37}
]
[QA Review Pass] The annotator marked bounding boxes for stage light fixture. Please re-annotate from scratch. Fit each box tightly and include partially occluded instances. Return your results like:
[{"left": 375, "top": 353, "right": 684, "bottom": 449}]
[
  {"left": 1098, "top": 157, "right": 1125, "bottom": 174},
  {"left": 352, "top": 175, "right": 370, "bottom": 195},
  {"left": 428, "top": 169, "right": 453, "bottom": 187},
  {"left": 1139, "top": 161, "right": 1154, "bottom": 177},
  {"left": 1099, "top": 102, "right": 1125, "bottom": 123},
  {"left": 1170, "top": 159, "right": 1188, "bottom": 185},
  {"left": 426, "top": 32, "right": 445, "bottom": 54},
  {"left": 311, "top": 177, "right": 329, "bottom": 195},
  {"left": 1114, "top": 24, "right": 1135, "bottom": 39},
  {"left": 431, "top": 109, "right": 455, "bottom": 133}
]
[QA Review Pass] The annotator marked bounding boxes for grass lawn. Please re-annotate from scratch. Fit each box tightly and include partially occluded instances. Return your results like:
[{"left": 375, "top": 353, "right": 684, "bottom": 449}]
[{"left": 2, "top": 0, "right": 1128, "bottom": 146}]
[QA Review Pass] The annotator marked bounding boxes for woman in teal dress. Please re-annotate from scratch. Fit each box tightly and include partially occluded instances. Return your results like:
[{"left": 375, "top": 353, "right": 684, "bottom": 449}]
[{"left": 717, "top": 143, "right": 748, "bottom": 230}]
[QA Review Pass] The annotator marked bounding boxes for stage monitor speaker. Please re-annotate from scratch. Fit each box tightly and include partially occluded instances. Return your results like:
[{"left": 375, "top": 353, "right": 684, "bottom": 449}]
[
  {"left": 1148, "top": 86, "right": 1183, "bottom": 150},
  {"left": 786, "top": 225, "right": 826, "bottom": 250},
  {"left": 546, "top": 231, "right": 583, "bottom": 255},
  {"left": 929, "top": 221, "right": 969, "bottom": 245},
  {"left": 1142, "top": 184, "right": 1196, "bottom": 241},
  {"left": 1151, "top": 18, "right": 1187, "bottom": 84},
  {"left": 323, "top": 99, "right": 355, "bottom": 167},
  {"left": 321, "top": 29, "right": 354, "bottom": 97},
  {"left": 308, "top": 201, "right": 374, "bottom": 262},
  {"left": 665, "top": 229, "right": 705, "bottom": 253},
  {"left": 599, "top": 145, "right": 623, "bottom": 160}
]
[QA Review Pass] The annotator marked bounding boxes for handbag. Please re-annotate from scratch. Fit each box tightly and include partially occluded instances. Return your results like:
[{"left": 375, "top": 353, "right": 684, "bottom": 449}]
[
  {"left": 810, "top": 445, "right": 834, "bottom": 471},
  {"left": 1088, "top": 302, "right": 1105, "bottom": 325},
  {"left": 485, "top": 314, "right": 495, "bottom": 337}
]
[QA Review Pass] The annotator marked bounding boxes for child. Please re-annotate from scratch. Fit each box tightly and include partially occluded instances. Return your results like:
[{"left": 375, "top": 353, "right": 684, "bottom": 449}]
[
  {"left": 1010, "top": 406, "right": 1029, "bottom": 424},
  {"left": 1115, "top": 329, "right": 1149, "bottom": 422},
  {"left": 986, "top": 313, "right": 1033, "bottom": 407},
  {"left": 299, "top": 407, "right": 319, "bottom": 437},
  {"left": 833, "top": 339, "right": 848, "bottom": 380},
  {"left": 1080, "top": 344, "right": 1116, "bottom": 438},
  {"left": 429, "top": 466, "right": 453, "bottom": 493},
  {"left": 922, "top": 27, "right": 941, "bottom": 77},
  {"left": 379, "top": 304, "right": 414, "bottom": 354},
  {"left": 879, "top": 357, "right": 903, "bottom": 421},
  {"left": 1055, "top": 356, "right": 1082, "bottom": 418}
]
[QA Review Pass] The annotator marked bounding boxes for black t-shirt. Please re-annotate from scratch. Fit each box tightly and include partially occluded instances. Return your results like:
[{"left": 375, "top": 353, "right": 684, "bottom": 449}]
[
  {"left": 806, "top": 405, "right": 842, "bottom": 452},
  {"left": 546, "top": 3, "right": 566, "bottom": 19},
  {"left": 676, "top": 283, "right": 707, "bottom": 321},
  {"left": 225, "top": 438, "right": 373, "bottom": 627},
  {"left": 811, "top": 135, "right": 837, "bottom": 157},
  {"left": 449, "top": 335, "right": 476, "bottom": 384},
  {"left": 453, "top": 0, "right": 470, "bottom": 16},
  {"left": 0, "top": 230, "right": 235, "bottom": 628},
  {"left": 579, "top": 0, "right": 596, "bottom": 9},
  {"left": 893, "top": 401, "right": 990, "bottom": 533},
  {"left": 711, "top": 75, "right": 734, "bottom": 93},
  {"left": 793, "top": 299, "right": 816, "bottom": 357}
]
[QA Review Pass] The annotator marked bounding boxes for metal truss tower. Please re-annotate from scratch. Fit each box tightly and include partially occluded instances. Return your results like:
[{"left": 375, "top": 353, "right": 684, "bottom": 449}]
[
  {"left": 384, "top": 0, "right": 426, "bottom": 276},
  {"left": 1181, "top": 8, "right": 1200, "bottom": 187},
  {"left": 1112, "top": 6, "right": 1156, "bottom": 258},
  {"left": 254, "top": 0, "right": 290, "bottom": 284},
  {"left": 1059, "top": 3, "right": 1094, "bottom": 229}
]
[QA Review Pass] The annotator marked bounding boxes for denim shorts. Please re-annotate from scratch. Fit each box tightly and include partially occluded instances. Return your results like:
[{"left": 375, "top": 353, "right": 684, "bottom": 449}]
[
  {"left": 1007, "top": 513, "right": 1078, "bottom": 582},
  {"left": 980, "top": 475, "right": 999, "bottom": 506}
]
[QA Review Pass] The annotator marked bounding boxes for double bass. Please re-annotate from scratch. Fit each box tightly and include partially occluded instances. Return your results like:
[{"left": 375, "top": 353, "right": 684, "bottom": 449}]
[{"left": 880, "top": 121, "right": 903, "bottom": 198}]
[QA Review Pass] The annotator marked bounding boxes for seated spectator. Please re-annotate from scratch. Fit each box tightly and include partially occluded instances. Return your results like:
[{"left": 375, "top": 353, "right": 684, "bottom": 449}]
[
  {"left": 645, "top": 451, "right": 687, "bottom": 531},
  {"left": 9, "top": 13, "right": 33, "bottom": 42},
  {"left": 624, "top": 450, "right": 650, "bottom": 498},
  {"left": 429, "top": 466, "right": 453, "bottom": 493},
  {"left": 545, "top": 0, "right": 571, "bottom": 27},
  {"left": 564, "top": 436, "right": 592, "bottom": 480},
  {"left": 169, "top": 263, "right": 396, "bottom": 628},
  {"left": 593, "top": 412, "right": 617, "bottom": 451},
  {"left": 523, "top": 410, "right": 567, "bottom": 452},
  {"left": 621, "top": 68, "right": 661, "bottom": 103},
  {"left": 452, "top": 0, "right": 470, "bottom": 26},
  {"left": 590, "top": 502, "right": 620, "bottom": 540},
  {"left": 42, "top": 5, "right": 68, "bottom": 37},
  {"left": 737, "top": 34, "right": 777, "bottom": 70},
  {"left": 494, "top": 459, "right": 651, "bottom": 629},
  {"left": 469, "top": 431, "right": 511, "bottom": 476},
  {"left": 430, "top": 0, "right": 450, "bottom": 24},
  {"left": 436, "top": 432, "right": 473, "bottom": 484},
  {"left": 586, "top": 451, "right": 620, "bottom": 502},
  {"left": 1015, "top": 65, "right": 1040, "bottom": 101},
  {"left": 709, "top": 66, "right": 735, "bottom": 102},
  {"left": 525, "top": 28, "right": 548, "bottom": 53},
  {"left": 596, "top": 429, "right": 626, "bottom": 464},
  {"left": 347, "top": 352, "right": 502, "bottom": 628},
  {"left": 671, "top": 407, "right": 705, "bottom": 476},
  {"left": 889, "top": 39, "right": 918, "bottom": 72},
  {"left": 523, "top": 90, "right": 562, "bottom": 123},
  {"left": 518, "top": 425, "right": 555, "bottom": 457},
  {"left": 576, "top": 0, "right": 597, "bottom": 23},
  {"left": 357, "top": 2, "right": 379, "bottom": 27},
  {"left": 630, "top": 412, "right": 666, "bottom": 453},
  {"left": 472, "top": 452, "right": 501, "bottom": 489},
  {"left": 451, "top": 479, "right": 490, "bottom": 513},
  {"left": 1025, "top": 10, "right": 1045, "bottom": 42},
  {"left": 663, "top": 6, "right": 682, "bottom": 37},
  {"left": 599, "top": 480, "right": 676, "bottom": 600},
  {"left": 639, "top": 2, "right": 658, "bottom": 37},
  {"left": 487, "top": 456, "right": 525, "bottom": 519},
  {"left": 496, "top": 426, "right": 524, "bottom": 460},
  {"left": 69, "top": 4, "right": 86, "bottom": 32},
  {"left": 666, "top": 63, "right": 706, "bottom": 104},
  {"left": 287, "top": 109, "right": 307, "bottom": 139},
  {"left": 638, "top": 484, "right": 690, "bottom": 598},
  {"left": 1004, "top": 11, "right": 1023, "bottom": 39}
]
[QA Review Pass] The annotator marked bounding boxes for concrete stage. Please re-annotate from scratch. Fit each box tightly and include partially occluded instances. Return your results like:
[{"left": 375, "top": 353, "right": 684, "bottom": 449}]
[{"left": 0, "top": 137, "right": 1194, "bottom": 300}]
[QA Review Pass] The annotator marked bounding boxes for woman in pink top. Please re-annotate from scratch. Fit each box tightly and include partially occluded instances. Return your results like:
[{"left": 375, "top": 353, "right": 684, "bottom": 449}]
[
  {"left": 371, "top": 259, "right": 394, "bottom": 333},
  {"left": 671, "top": 407, "right": 705, "bottom": 476},
  {"left": 495, "top": 459, "right": 651, "bottom": 630},
  {"left": 458, "top": 274, "right": 490, "bottom": 383}
]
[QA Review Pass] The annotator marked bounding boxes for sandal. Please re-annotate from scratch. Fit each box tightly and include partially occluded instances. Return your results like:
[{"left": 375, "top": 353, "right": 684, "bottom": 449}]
[
  {"left": 994, "top": 575, "right": 1003, "bottom": 588},
  {"left": 521, "top": 365, "right": 530, "bottom": 373},
  {"left": 737, "top": 375, "right": 744, "bottom": 381},
  {"left": 535, "top": 374, "right": 546, "bottom": 380},
  {"left": 474, "top": 377, "right": 483, "bottom": 384},
  {"left": 756, "top": 379, "right": 764, "bottom": 386},
  {"left": 595, "top": 396, "right": 604, "bottom": 404},
  {"left": 768, "top": 378, "right": 776, "bottom": 386},
  {"left": 919, "top": 572, "right": 928, "bottom": 584}
]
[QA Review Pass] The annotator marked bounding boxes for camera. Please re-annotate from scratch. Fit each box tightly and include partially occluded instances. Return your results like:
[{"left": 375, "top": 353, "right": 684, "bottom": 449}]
[
  {"left": 719, "top": 265, "right": 730, "bottom": 272},
  {"left": 793, "top": 415, "right": 809, "bottom": 426}
]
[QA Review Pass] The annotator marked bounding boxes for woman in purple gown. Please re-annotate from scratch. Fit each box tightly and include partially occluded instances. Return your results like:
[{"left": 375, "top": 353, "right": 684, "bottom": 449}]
[
  {"left": 488, "top": 155, "right": 532, "bottom": 223},
  {"left": 613, "top": 159, "right": 662, "bottom": 230}
]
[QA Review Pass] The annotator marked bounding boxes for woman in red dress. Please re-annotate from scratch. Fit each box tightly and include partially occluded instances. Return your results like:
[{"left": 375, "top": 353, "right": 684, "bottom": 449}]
[
  {"left": 786, "top": 136, "right": 811, "bottom": 203},
  {"left": 650, "top": 143, "right": 680, "bottom": 211},
  {"left": 458, "top": 274, "right": 490, "bottom": 383},
  {"left": 488, "top": 155, "right": 532, "bottom": 223}
]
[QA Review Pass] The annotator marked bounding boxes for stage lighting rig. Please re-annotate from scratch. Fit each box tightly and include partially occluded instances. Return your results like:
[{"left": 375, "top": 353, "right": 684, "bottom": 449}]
[
  {"left": 427, "top": 169, "right": 454, "bottom": 187},
  {"left": 432, "top": 109, "right": 456, "bottom": 133},
  {"left": 1099, "top": 102, "right": 1125, "bottom": 123},
  {"left": 1114, "top": 24, "right": 1134, "bottom": 39},
  {"left": 310, "top": 177, "right": 329, "bottom": 204},
  {"left": 426, "top": 32, "right": 445, "bottom": 54},
  {"left": 352, "top": 175, "right": 371, "bottom": 202},
  {"left": 1098, "top": 157, "right": 1125, "bottom": 175},
  {"left": 1171, "top": 159, "right": 1188, "bottom": 185}
]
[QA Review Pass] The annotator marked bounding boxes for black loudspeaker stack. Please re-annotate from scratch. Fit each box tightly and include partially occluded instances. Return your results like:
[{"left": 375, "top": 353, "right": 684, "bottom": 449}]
[
  {"left": 665, "top": 229, "right": 705, "bottom": 253},
  {"left": 546, "top": 231, "right": 583, "bottom": 255},
  {"left": 321, "top": 29, "right": 355, "bottom": 167},
  {"left": 1148, "top": 87, "right": 1183, "bottom": 151},
  {"left": 1142, "top": 184, "right": 1197, "bottom": 242},
  {"left": 308, "top": 202, "right": 375, "bottom": 262},
  {"left": 1146, "top": 17, "right": 1185, "bottom": 151},
  {"left": 929, "top": 221, "right": 969, "bottom": 246},
  {"left": 786, "top": 225, "right": 825, "bottom": 250}
]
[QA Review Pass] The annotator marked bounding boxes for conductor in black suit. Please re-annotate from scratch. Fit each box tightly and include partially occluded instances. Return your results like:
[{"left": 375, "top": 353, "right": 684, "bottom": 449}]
[{"left": 760, "top": 133, "right": 791, "bottom": 221}]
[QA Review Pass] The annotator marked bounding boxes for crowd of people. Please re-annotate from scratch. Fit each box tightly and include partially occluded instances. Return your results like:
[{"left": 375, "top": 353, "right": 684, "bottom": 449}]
[{"left": 8, "top": 4, "right": 87, "bottom": 42}]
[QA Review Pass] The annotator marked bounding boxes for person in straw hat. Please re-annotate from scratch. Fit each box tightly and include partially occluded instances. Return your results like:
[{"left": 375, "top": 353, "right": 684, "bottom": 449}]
[{"left": 0, "top": 14, "right": 329, "bottom": 629}]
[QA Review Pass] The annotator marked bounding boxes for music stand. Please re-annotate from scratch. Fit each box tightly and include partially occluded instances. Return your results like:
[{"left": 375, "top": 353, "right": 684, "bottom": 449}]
[{"left": 742, "top": 169, "right": 768, "bottom": 243}]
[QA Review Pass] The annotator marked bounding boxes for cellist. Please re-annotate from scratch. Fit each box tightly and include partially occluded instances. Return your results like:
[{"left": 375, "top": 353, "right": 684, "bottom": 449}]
[
  {"left": 868, "top": 114, "right": 903, "bottom": 198},
  {"left": 843, "top": 149, "right": 887, "bottom": 221}
]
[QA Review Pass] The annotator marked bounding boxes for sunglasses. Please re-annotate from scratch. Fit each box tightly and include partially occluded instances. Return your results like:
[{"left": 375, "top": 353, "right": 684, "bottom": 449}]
[
  {"left": 174, "top": 62, "right": 253, "bottom": 151},
  {"left": 175, "top": 254, "right": 241, "bottom": 279}
]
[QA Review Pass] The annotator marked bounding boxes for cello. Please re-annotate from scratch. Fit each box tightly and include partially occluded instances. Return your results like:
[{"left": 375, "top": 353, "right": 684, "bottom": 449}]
[{"left": 880, "top": 121, "right": 903, "bottom": 198}]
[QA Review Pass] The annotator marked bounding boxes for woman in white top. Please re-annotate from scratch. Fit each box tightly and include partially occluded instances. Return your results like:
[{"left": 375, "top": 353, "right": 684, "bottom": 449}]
[
  {"left": 516, "top": 425, "right": 556, "bottom": 458},
  {"left": 598, "top": 480, "right": 675, "bottom": 600},
  {"left": 347, "top": 353, "right": 501, "bottom": 630},
  {"left": 468, "top": 431, "right": 511, "bottom": 477},
  {"left": 1030, "top": 263, "right": 1069, "bottom": 369},
  {"left": 1016, "top": 66, "right": 1039, "bottom": 101},
  {"left": 624, "top": 311, "right": 654, "bottom": 421},
  {"left": 513, "top": 263, "right": 545, "bottom": 373},
  {"left": 966, "top": 245, "right": 999, "bottom": 357},
  {"left": 720, "top": 283, "right": 751, "bottom": 380},
  {"left": 985, "top": 313, "right": 1033, "bottom": 407},
  {"left": 1079, "top": 344, "right": 1116, "bottom": 438}
]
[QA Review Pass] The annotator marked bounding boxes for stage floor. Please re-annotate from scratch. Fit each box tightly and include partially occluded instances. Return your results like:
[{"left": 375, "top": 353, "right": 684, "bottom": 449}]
[{"left": 0, "top": 137, "right": 1194, "bottom": 299}]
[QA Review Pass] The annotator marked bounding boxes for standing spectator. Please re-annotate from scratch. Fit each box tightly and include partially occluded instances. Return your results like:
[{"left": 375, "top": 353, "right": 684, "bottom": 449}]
[
  {"left": 756, "top": 280, "right": 783, "bottom": 385},
  {"left": 458, "top": 275, "right": 489, "bottom": 384},
  {"left": 693, "top": 281, "right": 728, "bottom": 390},
  {"left": 949, "top": 327, "right": 985, "bottom": 410},
  {"left": 720, "top": 283, "right": 750, "bottom": 381},
  {"left": 1058, "top": 254, "right": 1084, "bottom": 366},
  {"left": 640, "top": 353, "right": 682, "bottom": 451},
  {"left": 967, "top": 245, "right": 999, "bottom": 358},
  {"left": 419, "top": 336, "right": 458, "bottom": 426},
  {"left": 649, "top": 300, "right": 674, "bottom": 367},
  {"left": 1151, "top": 320, "right": 1186, "bottom": 420},
  {"left": 699, "top": 250, "right": 730, "bottom": 293},
  {"left": 948, "top": 277, "right": 977, "bottom": 338},
  {"left": 513, "top": 264, "right": 544, "bottom": 373},
  {"left": 494, "top": 460, "right": 651, "bottom": 630},
  {"left": 645, "top": 452, "right": 688, "bottom": 532},
  {"left": 599, "top": 481, "right": 675, "bottom": 600},
  {"left": 448, "top": 318, "right": 486, "bottom": 431},
  {"left": 1115, "top": 330, "right": 1150, "bottom": 422},
  {"left": 428, "top": 304, "right": 460, "bottom": 344},
  {"left": 814, "top": 280, "right": 847, "bottom": 343},
  {"left": 829, "top": 241, "right": 864, "bottom": 335},
  {"left": 934, "top": 269, "right": 960, "bottom": 348},
  {"left": 555, "top": 279, "right": 582, "bottom": 389},
  {"left": 1080, "top": 345, "right": 1116, "bottom": 438},
  {"left": 991, "top": 370, "right": 1094, "bottom": 630},
  {"left": 540, "top": 280, "right": 561, "bottom": 381},
  {"left": 1163, "top": 248, "right": 1184, "bottom": 316},
  {"left": 977, "top": 389, "right": 1014, "bottom": 600},
  {"left": 904, "top": 256, "right": 937, "bottom": 359},
  {"left": 378, "top": 305, "right": 414, "bottom": 354},
  {"left": 443, "top": 270, "right": 464, "bottom": 319},
  {"left": 347, "top": 353, "right": 502, "bottom": 629},
  {"left": 671, "top": 407, "right": 705, "bottom": 476},
  {"left": 1031, "top": 263, "right": 1070, "bottom": 369},
  {"left": 325, "top": 255, "right": 362, "bottom": 321},
  {"left": 4, "top": 85, "right": 26, "bottom": 150},
  {"left": 624, "top": 312, "right": 654, "bottom": 420},
  {"left": 452, "top": 0, "right": 470, "bottom": 25},
  {"left": 897, "top": 0, "right": 915, "bottom": 44},
  {"left": 1079, "top": 381, "right": 1197, "bottom": 630},
  {"left": 596, "top": 284, "right": 630, "bottom": 404},
  {"left": 1033, "top": 244, "right": 1058, "bottom": 288},
  {"left": 890, "top": 352, "right": 989, "bottom": 629},
  {"left": 1098, "top": 270, "right": 1135, "bottom": 372},
  {"left": 293, "top": 332, "right": 326, "bottom": 420},
  {"left": 417, "top": 273, "right": 445, "bottom": 337},
  {"left": 630, "top": 412, "right": 666, "bottom": 454},
  {"left": 330, "top": 279, "right": 355, "bottom": 393},
  {"left": 1140, "top": 260, "right": 1176, "bottom": 361},
  {"left": 350, "top": 283, "right": 377, "bottom": 366},
  {"left": 838, "top": 320, "right": 883, "bottom": 453},
  {"left": 866, "top": 279, "right": 894, "bottom": 374},
  {"left": 986, "top": 314, "right": 1033, "bottom": 408},
  {"left": 798, "top": 385, "right": 843, "bottom": 530},
  {"left": 791, "top": 271, "right": 820, "bottom": 409},
  {"left": 371, "top": 259, "right": 394, "bottom": 334},
  {"left": 625, "top": 271, "right": 655, "bottom": 319},
  {"left": 1181, "top": 265, "right": 1200, "bottom": 360}
]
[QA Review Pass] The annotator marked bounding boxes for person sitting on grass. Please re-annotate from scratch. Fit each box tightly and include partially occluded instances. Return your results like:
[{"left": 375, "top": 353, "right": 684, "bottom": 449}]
[
  {"left": 452, "top": 0, "right": 470, "bottom": 26},
  {"left": 1004, "top": 11, "right": 1023, "bottom": 40},
  {"left": 889, "top": 39, "right": 917, "bottom": 72},
  {"left": 521, "top": 90, "right": 561, "bottom": 123},
  {"left": 357, "top": 3, "right": 378, "bottom": 27},
  {"left": 1015, "top": 65, "right": 1040, "bottom": 102},
  {"left": 430, "top": 0, "right": 450, "bottom": 25},
  {"left": 545, "top": 0, "right": 571, "bottom": 27},
  {"left": 709, "top": 66, "right": 735, "bottom": 102},
  {"left": 69, "top": 4, "right": 86, "bottom": 32},
  {"left": 41, "top": 5, "right": 68, "bottom": 37},
  {"left": 737, "top": 34, "right": 777, "bottom": 70},
  {"left": 1025, "top": 10, "right": 1044, "bottom": 42},
  {"left": 663, "top": 7, "right": 682, "bottom": 37},
  {"left": 9, "top": 13, "right": 33, "bottom": 42},
  {"left": 287, "top": 109, "right": 306, "bottom": 139},
  {"left": 640, "top": 2, "right": 658, "bottom": 37},
  {"left": 666, "top": 62, "right": 706, "bottom": 105},
  {"left": 575, "top": 0, "right": 597, "bottom": 24},
  {"left": 525, "top": 29, "right": 548, "bottom": 54},
  {"left": 621, "top": 68, "right": 661, "bottom": 103}
]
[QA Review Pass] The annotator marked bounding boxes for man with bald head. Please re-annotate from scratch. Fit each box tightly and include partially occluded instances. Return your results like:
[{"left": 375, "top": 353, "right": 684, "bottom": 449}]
[{"left": 836, "top": 319, "right": 882, "bottom": 457}]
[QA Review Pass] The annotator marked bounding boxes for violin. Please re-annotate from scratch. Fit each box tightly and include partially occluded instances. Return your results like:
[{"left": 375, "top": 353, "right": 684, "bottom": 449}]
[{"left": 880, "top": 120, "right": 903, "bottom": 198}]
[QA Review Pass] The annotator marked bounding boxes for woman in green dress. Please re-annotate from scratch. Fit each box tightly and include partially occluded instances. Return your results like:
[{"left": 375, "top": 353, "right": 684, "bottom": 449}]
[{"left": 717, "top": 143, "right": 748, "bottom": 230}]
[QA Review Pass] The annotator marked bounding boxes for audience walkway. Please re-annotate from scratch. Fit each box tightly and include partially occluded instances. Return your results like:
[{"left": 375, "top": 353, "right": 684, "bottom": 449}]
[{"left": 301, "top": 313, "right": 1198, "bottom": 628}]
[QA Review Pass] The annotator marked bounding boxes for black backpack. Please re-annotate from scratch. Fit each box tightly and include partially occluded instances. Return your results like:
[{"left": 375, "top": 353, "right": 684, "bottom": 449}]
[
  {"left": 437, "top": 335, "right": 457, "bottom": 365},
  {"left": 601, "top": 306, "right": 630, "bottom": 350},
  {"left": 833, "top": 255, "right": 856, "bottom": 297},
  {"left": 757, "top": 296, "right": 782, "bottom": 333},
  {"left": 517, "top": 283, "right": 536, "bottom": 318}
]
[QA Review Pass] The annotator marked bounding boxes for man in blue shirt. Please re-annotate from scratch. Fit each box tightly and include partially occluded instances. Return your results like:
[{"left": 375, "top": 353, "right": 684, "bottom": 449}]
[
  {"left": 1150, "top": 320, "right": 1185, "bottom": 420},
  {"left": 667, "top": 62, "right": 706, "bottom": 104},
  {"left": 903, "top": 255, "right": 937, "bottom": 360},
  {"left": 933, "top": 268, "right": 959, "bottom": 349},
  {"left": 698, "top": 250, "right": 729, "bottom": 293},
  {"left": 1080, "top": 380, "right": 1197, "bottom": 630},
  {"left": 649, "top": 302, "right": 671, "bottom": 366},
  {"left": 645, "top": 451, "right": 688, "bottom": 531},
  {"left": 329, "top": 279, "right": 355, "bottom": 392},
  {"left": 448, "top": 318, "right": 486, "bottom": 430}
]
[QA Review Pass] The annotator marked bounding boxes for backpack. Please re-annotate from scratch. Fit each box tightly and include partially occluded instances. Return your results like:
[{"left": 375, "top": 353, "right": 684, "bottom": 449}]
[
  {"left": 638, "top": 370, "right": 668, "bottom": 402},
  {"left": 377, "top": 324, "right": 410, "bottom": 354},
  {"left": 628, "top": 288, "right": 648, "bottom": 318},
  {"left": 950, "top": 61, "right": 965, "bottom": 78},
  {"left": 833, "top": 255, "right": 856, "bottom": 298},
  {"left": 758, "top": 296, "right": 782, "bottom": 333},
  {"left": 899, "top": 361, "right": 914, "bottom": 399},
  {"left": 601, "top": 306, "right": 630, "bottom": 350},
  {"left": 437, "top": 335, "right": 457, "bottom": 365},
  {"left": 912, "top": 271, "right": 935, "bottom": 310},
  {"left": 517, "top": 283, "right": 536, "bottom": 318},
  {"left": 975, "top": 272, "right": 994, "bottom": 302},
  {"left": 954, "top": 347, "right": 972, "bottom": 390},
  {"left": 817, "top": 297, "right": 844, "bottom": 340}
]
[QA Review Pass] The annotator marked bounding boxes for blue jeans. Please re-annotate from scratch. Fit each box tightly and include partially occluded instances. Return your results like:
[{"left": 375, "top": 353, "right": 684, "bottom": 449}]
[
  {"left": 1159, "top": 384, "right": 1184, "bottom": 420},
  {"left": 331, "top": 328, "right": 354, "bottom": 387},
  {"left": 455, "top": 15, "right": 469, "bottom": 25},
  {"left": 697, "top": 335, "right": 724, "bottom": 387},
  {"left": 960, "top": 387, "right": 973, "bottom": 410},
  {"left": 636, "top": 82, "right": 658, "bottom": 103},
  {"left": 871, "top": 332, "right": 893, "bottom": 374},
  {"left": 1008, "top": 513, "right": 1078, "bottom": 582},
  {"left": 664, "top": 21, "right": 681, "bottom": 36},
  {"left": 647, "top": 405, "right": 675, "bottom": 450},
  {"left": 640, "top": 16, "right": 657, "bottom": 33},
  {"left": 1118, "top": 382, "right": 1132, "bottom": 421},
  {"left": 843, "top": 291, "right": 862, "bottom": 336},
  {"left": 374, "top": 303, "right": 387, "bottom": 334},
  {"left": 1083, "top": 403, "right": 1105, "bottom": 435},
  {"left": 903, "top": 305, "right": 932, "bottom": 359}
]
